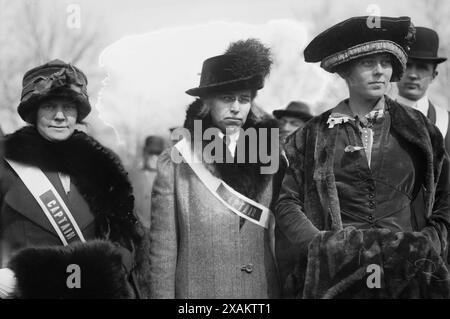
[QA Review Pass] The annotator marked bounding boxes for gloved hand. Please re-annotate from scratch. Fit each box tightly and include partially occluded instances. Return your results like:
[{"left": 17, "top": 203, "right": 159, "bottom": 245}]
[{"left": 0, "top": 268, "right": 16, "bottom": 299}]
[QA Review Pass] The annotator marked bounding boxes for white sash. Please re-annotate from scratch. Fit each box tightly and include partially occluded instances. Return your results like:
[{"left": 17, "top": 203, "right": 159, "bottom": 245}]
[
  {"left": 174, "top": 138, "right": 273, "bottom": 229},
  {"left": 5, "top": 159, "right": 85, "bottom": 246}
]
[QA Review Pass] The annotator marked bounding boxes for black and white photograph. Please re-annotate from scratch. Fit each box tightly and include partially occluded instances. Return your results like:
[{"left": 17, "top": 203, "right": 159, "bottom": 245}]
[{"left": 0, "top": 0, "right": 449, "bottom": 306}]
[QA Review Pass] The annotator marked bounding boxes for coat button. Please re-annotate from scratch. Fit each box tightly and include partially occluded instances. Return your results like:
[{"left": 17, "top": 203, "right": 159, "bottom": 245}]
[
  {"left": 368, "top": 193, "right": 375, "bottom": 199},
  {"left": 241, "top": 263, "right": 254, "bottom": 273},
  {"left": 368, "top": 201, "right": 375, "bottom": 209},
  {"left": 368, "top": 215, "right": 374, "bottom": 221}
]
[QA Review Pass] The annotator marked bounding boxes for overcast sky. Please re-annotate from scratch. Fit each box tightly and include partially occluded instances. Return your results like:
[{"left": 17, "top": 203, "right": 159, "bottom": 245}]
[{"left": 74, "top": 0, "right": 444, "bottom": 39}]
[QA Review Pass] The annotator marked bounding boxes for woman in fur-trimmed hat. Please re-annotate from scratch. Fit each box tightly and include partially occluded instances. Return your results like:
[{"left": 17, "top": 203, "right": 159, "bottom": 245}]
[
  {"left": 275, "top": 16, "right": 450, "bottom": 298},
  {"left": 0, "top": 60, "right": 149, "bottom": 298},
  {"left": 148, "top": 39, "right": 282, "bottom": 298}
]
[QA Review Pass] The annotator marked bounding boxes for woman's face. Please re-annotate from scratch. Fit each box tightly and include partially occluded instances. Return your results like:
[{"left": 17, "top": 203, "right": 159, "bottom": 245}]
[
  {"left": 36, "top": 97, "right": 78, "bottom": 142},
  {"left": 343, "top": 53, "right": 393, "bottom": 99},
  {"left": 205, "top": 89, "right": 252, "bottom": 134}
]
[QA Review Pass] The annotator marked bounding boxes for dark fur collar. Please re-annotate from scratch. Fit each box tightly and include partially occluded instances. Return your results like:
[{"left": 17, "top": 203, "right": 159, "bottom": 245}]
[
  {"left": 285, "top": 95, "right": 446, "bottom": 230},
  {"left": 3, "top": 126, "right": 141, "bottom": 250},
  {"left": 183, "top": 99, "right": 280, "bottom": 201}
]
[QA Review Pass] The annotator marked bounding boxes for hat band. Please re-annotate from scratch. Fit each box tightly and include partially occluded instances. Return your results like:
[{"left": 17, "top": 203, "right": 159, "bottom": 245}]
[
  {"left": 409, "top": 50, "right": 444, "bottom": 59},
  {"left": 20, "top": 67, "right": 88, "bottom": 104},
  {"left": 320, "top": 40, "right": 407, "bottom": 72}
]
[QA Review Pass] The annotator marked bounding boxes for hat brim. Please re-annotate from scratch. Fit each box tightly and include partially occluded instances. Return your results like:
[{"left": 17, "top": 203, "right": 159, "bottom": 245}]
[
  {"left": 186, "top": 74, "right": 263, "bottom": 97},
  {"left": 18, "top": 88, "right": 91, "bottom": 123},
  {"left": 273, "top": 110, "right": 313, "bottom": 121},
  {"left": 320, "top": 40, "right": 407, "bottom": 82},
  {"left": 408, "top": 55, "right": 447, "bottom": 64}
]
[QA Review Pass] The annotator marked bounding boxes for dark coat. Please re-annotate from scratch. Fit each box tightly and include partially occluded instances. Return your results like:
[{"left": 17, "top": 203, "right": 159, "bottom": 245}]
[
  {"left": 0, "top": 126, "right": 150, "bottom": 298},
  {"left": 148, "top": 101, "right": 281, "bottom": 298},
  {"left": 275, "top": 96, "right": 450, "bottom": 297}
]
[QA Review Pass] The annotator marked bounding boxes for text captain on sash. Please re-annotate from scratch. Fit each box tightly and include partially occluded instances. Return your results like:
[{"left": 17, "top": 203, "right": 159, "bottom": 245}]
[{"left": 0, "top": 60, "right": 147, "bottom": 298}]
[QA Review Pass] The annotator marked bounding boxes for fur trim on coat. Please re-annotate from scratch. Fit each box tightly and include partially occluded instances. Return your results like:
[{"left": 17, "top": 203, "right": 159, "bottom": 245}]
[
  {"left": 2, "top": 126, "right": 150, "bottom": 298},
  {"left": 276, "top": 96, "right": 450, "bottom": 297},
  {"left": 286, "top": 227, "right": 450, "bottom": 299},
  {"left": 183, "top": 99, "right": 281, "bottom": 201},
  {"left": 3, "top": 126, "right": 142, "bottom": 250},
  {"left": 283, "top": 96, "right": 449, "bottom": 248}
]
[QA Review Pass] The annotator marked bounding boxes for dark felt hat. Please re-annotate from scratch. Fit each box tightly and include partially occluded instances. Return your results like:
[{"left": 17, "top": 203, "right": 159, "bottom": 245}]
[
  {"left": 304, "top": 16, "right": 415, "bottom": 81},
  {"left": 186, "top": 38, "right": 272, "bottom": 97},
  {"left": 144, "top": 135, "right": 165, "bottom": 155},
  {"left": 18, "top": 59, "right": 91, "bottom": 123},
  {"left": 186, "top": 54, "right": 265, "bottom": 96},
  {"left": 273, "top": 101, "right": 313, "bottom": 121},
  {"left": 408, "top": 26, "right": 447, "bottom": 64}
]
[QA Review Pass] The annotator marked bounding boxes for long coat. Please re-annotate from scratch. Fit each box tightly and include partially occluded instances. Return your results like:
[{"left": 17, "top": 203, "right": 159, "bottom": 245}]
[
  {"left": 275, "top": 96, "right": 450, "bottom": 296},
  {"left": 148, "top": 101, "right": 281, "bottom": 298},
  {"left": 0, "top": 126, "right": 149, "bottom": 298}
]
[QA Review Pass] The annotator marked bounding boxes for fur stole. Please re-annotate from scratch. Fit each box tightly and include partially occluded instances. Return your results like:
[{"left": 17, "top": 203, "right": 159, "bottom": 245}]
[
  {"left": 2, "top": 126, "right": 142, "bottom": 251},
  {"left": 183, "top": 99, "right": 280, "bottom": 201}
]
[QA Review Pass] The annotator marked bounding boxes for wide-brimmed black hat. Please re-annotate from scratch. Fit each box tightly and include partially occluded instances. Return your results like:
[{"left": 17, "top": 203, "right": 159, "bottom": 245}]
[
  {"left": 408, "top": 26, "right": 447, "bottom": 64},
  {"left": 18, "top": 59, "right": 91, "bottom": 123},
  {"left": 186, "top": 38, "right": 272, "bottom": 97},
  {"left": 304, "top": 16, "right": 415, "bottom": 81},
  {"left": 273, "top": 101, "right": 313, "bottom": 121}
]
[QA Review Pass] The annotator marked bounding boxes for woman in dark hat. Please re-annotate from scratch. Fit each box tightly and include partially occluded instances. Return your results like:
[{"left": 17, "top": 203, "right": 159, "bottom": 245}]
[
  {"left": 148, "top": 39, "right": 281, "bottom": 298},
  {"left": 0, "top": 60, "right": 149, "bottom": 298},
  {"left": 275, "top": 17, "right": 450, "bottom": 298}
]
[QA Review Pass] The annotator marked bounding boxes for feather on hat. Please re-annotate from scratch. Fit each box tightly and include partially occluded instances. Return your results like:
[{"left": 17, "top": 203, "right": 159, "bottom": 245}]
[{"left": 186, "top": 38, "right": 272, "bottom": 96}]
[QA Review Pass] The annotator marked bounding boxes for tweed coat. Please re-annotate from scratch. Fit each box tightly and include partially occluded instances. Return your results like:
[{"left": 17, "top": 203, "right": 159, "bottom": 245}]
[
  {"left": 148, "top": 101, "right": 281, "bottom": 299},
  {"left": 0, "top": 126, "right": 149, "bottom": 298},
  {"left": 275, "top": 96, "right": 450, "bottom": 294}
]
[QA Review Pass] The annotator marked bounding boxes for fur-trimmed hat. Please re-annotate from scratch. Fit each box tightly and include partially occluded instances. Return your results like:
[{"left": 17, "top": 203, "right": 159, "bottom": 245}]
[
  {"left": 186, "top": 38, "right": 272, "bottom": 96},
  {"left": 18, "top": 59, "right": 91, "bottom": 123},
  {"left": 304, "top": 16, "right": 415, "bottom": 81}
]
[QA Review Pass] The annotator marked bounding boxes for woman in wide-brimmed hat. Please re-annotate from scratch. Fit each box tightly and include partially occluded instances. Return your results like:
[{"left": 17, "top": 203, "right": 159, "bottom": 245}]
[
  {"left": 275, "top": 16, "right": 450, "bottom": 298},
  {"left": 148, "top": 39, "right": 282, "bottom": 298},
  {"left": 0, "top": 59, "right": 149, "bottom": 298}
]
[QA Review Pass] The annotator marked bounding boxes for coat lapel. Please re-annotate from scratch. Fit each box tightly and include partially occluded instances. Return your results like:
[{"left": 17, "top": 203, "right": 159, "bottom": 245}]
[
  {"left": 4, "top": 169, "right": 95, "bottom": 238},
  {"left": 4, "top": 176, "right": 58, "bottom": 236},
  {"left": 387, "top": 98, "right": 439, "bottom": 217},
  {"left": 427, "top": 102, "right": 437, "bottom": 125},
  {"left": 313, "top": 115, "right": 343, "bottom": 231}
]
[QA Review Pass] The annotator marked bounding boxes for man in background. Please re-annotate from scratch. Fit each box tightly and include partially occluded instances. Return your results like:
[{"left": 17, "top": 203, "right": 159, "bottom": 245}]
[
  {"left": 273, "top": 101, "right": 313, "bottom": 144},
  {"left": 130, "top": 135, "right": 166, "bottom": 228},
  {"left": 396, "top": 26, "right": 449, "bottom": 150}
]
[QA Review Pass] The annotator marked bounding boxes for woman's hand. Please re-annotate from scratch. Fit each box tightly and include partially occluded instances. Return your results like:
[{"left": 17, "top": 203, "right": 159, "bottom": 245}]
[{"left": 0, "top": 268, "right": 16, "bottom": 299}]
